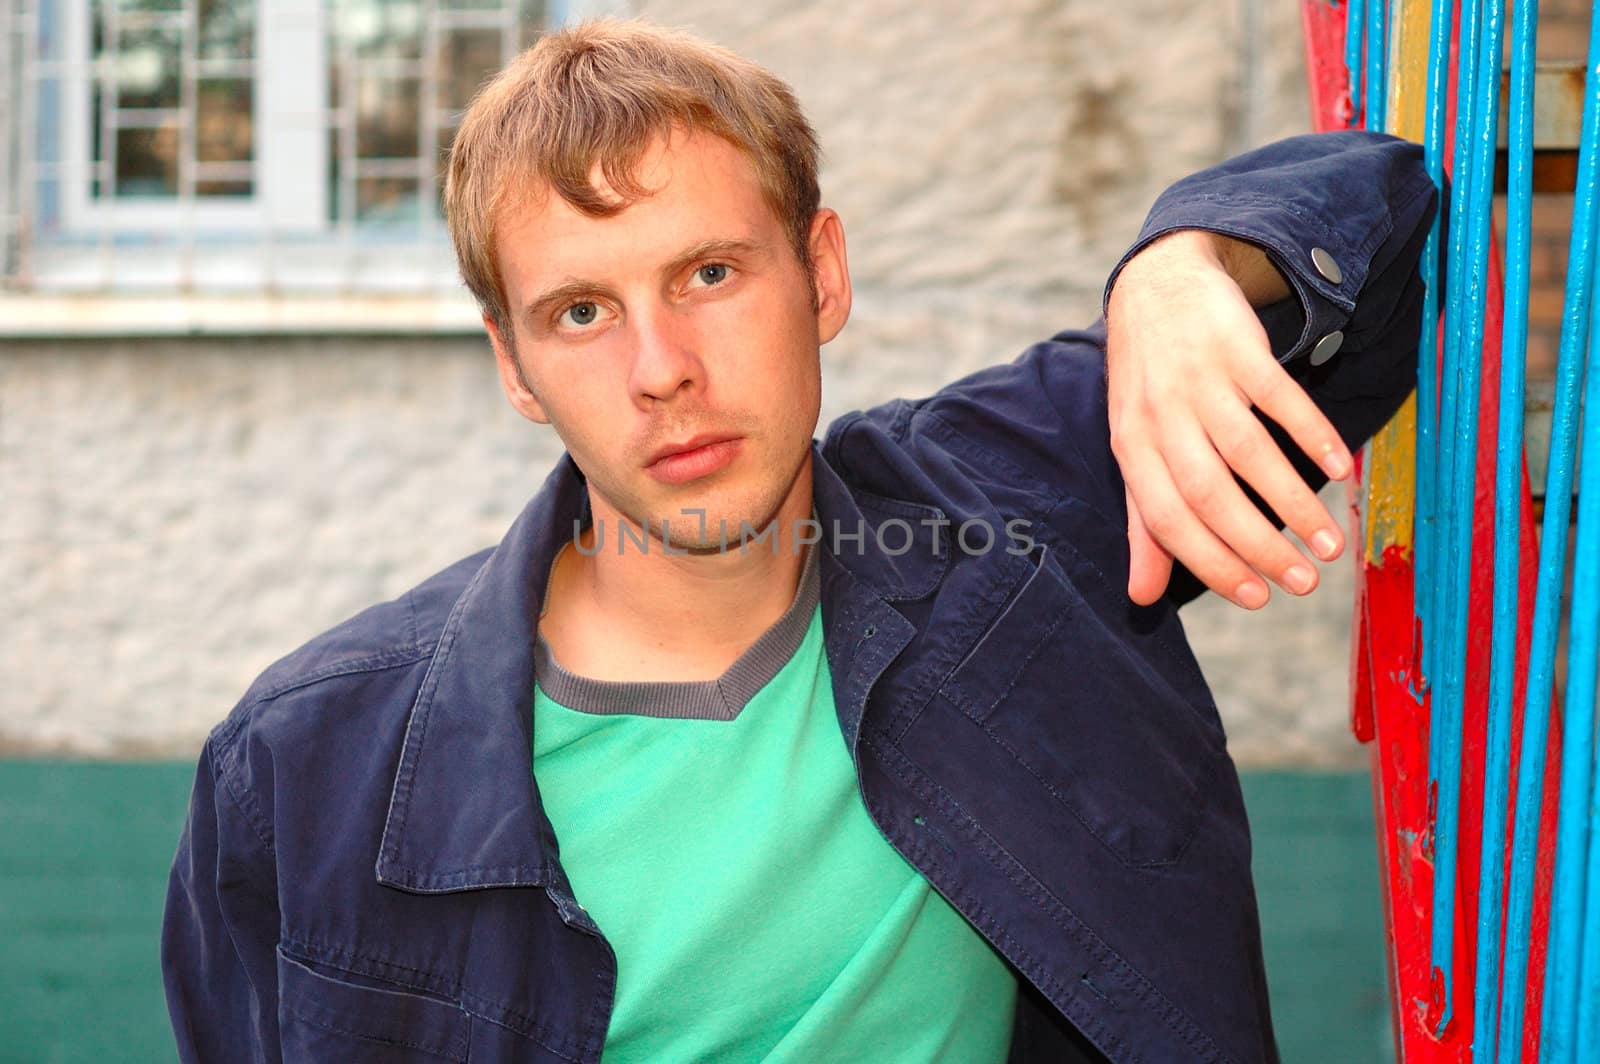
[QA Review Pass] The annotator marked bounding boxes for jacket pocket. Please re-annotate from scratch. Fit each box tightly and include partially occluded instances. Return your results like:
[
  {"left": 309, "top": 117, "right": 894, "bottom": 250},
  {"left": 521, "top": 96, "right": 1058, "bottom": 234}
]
[
  {"left": 277, "top": 949, "right": 471, "bottom": 1062},
  {"left": 936, "top": 540, "right": 1226, "bottom": 867}
]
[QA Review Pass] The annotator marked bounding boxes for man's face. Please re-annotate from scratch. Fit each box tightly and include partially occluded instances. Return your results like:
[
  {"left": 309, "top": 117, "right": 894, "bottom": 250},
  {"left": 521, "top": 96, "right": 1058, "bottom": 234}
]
[{"left": 486, "top": 129, "right": 850, "bottom": 551}]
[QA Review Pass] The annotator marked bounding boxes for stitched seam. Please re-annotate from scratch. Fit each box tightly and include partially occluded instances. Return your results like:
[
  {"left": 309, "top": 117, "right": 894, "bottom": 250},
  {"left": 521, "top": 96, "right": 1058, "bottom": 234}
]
[
  {"left": 968, "top": 596, "right": 1069, "bottom": 718},
  {"left": 977, "top": 706, "right": 1218, "bottom": 870},
  {"left": 252, "top": 645, "right": 434, "bottom": 704},
  {"left": 209, "top": 653, "right": 436, "bottom": 855},
  {"left": 914, "top": 409, "right": 1072, "bottom": 510},
  {"left": 1065, "top": 542, "right": 1209, "bottom": 683},
  {"left": 210, "top": 742, "right": 276, "bottom": 856},
  {"left": 954, "top": 896, "right": 1135, "bottom": 1063},
  {"left": 820, "top": 419, "right": 953, "bottom": 602},
  {"left": 576, "top": 943, "right": 617, "bottom": 1064},
  {"left": 929, "top": 533, "right": 1221, "bottom": 867},
  {"left": 377, "top": 561, "right": 486, "bottom": 877},
  {"left": 1166, "top": 170, "right": 1432, "bottom": 287},
  {"left": 827, "top": 412, "right": 867, "bottom": 483},
  {"left": 885, "top": 555, "right": 1030, "bottom": 742},
  {"left": 917, "top": 877, "right": 1134, "bottom": 1063},
  {"left": 379, "top": 864, "right": 546, "bottom": 886},
  {"left": 281, "top": 938, "right": 583, "bottom": 1059},
  {"left": 1030, "top": 492, "right": 1216, "bottom": 694},
  {"left": 404, "top": 590, "right": 421, "bottom": 655},
  {"left": 867, "top": 732, "right": 1229, "bottom": 1063},
  {"left": 870, "top": 739, "right": 1203, "bottom": 1062},
  {"left": 198, "top": 723, "right": 275, "bottom": 856},
  {"left": 280, "top": 1007, "right": 465, "bottom": 1061}
]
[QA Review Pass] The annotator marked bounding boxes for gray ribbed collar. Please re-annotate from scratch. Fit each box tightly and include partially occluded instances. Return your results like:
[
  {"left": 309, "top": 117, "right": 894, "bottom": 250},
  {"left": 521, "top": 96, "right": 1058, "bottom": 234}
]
[{"left": 533, "top": 535, "right": 822, "bottom": 721}]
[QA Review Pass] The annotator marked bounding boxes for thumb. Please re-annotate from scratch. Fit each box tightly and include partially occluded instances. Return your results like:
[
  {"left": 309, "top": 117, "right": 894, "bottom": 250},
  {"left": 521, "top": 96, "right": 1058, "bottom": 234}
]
[{"left": 1125, "top": 488, "right": 1174, "bottom": 606}]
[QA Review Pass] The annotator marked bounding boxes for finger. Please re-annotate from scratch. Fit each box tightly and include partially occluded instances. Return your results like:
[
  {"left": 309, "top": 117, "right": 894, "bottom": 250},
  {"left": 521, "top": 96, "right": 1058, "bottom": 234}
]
[
  {"left": 1124, "top": 487, "right": 1175, "bottom": 605},
  {"left": 1118, "top": 442, "right": 1270, "bottom": 609},
  {"left": 1239, "top": 357, "right": 1353, "bottom": 482},
  {"left": 1162, "top": 415, "right": 1323, "bottom": 595},
  {"left": 1203, "top": 399, "right": 1346, "bottom": 562}
]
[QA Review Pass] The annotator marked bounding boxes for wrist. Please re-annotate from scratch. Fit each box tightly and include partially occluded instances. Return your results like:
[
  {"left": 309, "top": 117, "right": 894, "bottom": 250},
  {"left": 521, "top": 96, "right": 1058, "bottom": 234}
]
[{"left": 1114, "top": 229, "right": 1291, "bottom": 310}]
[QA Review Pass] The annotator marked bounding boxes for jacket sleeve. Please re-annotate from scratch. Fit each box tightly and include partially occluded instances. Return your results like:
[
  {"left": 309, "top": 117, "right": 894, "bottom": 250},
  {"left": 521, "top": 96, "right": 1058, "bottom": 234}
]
[
  {"left": 1102, "top": 128, "right": 1437, "bottom": 375},
  {"left": 162, "top": 734, "right": 282, "bottom": 1063},
  {"left": 889, "top": 129, "right": 1438, "bottom": 607}
]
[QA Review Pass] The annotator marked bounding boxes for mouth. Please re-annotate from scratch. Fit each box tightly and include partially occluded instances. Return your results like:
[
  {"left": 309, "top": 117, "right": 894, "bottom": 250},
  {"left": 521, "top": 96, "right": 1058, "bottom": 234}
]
[{"left": 646, "top": 434, "right": 743, "bottom": 484}]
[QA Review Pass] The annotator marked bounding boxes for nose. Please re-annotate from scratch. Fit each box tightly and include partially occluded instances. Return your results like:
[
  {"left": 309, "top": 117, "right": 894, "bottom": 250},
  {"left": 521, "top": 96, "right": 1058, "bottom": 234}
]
[{"left": 627, "top": 304, "right": 703, "bottom": 409}]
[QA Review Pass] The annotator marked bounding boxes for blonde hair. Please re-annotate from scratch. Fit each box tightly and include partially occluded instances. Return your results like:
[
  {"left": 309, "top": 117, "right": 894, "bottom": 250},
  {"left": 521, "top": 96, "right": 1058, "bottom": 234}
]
[{"left": 445, "top": 19, "right": 821, "bottom": 339}]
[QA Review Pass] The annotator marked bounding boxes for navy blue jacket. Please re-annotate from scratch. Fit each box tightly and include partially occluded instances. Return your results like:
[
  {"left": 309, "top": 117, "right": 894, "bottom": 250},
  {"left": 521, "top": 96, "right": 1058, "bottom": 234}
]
[{"left": 163, "top": 130, "right": 1437, "bottom": 1064}]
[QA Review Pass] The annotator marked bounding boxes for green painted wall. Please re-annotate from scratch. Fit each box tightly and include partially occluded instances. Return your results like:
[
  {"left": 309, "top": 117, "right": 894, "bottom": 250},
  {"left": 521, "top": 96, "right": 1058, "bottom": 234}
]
[
  {"left": 0, "top": 762, "right": 192, "bottom": 1064},
  {"left": 0, "top": 762, "right": 1395, "bottom": 1063}
]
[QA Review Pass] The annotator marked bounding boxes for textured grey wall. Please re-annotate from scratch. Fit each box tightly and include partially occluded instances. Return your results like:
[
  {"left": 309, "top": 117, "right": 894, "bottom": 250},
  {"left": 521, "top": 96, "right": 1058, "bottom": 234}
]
[{"left": 2, "top": 1, "right": 1369, "bottom": 765}]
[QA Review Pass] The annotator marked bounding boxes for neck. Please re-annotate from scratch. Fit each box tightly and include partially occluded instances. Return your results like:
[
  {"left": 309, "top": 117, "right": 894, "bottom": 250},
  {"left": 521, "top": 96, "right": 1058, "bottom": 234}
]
[{"left": 554, "top": 458, "right": 816, "bottom": 679}]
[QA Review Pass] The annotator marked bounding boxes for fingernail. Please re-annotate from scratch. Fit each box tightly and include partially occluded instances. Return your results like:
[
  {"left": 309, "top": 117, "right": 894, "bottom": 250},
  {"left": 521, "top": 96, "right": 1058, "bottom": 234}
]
[
  {"left": 1323, "top": 448, "right": 1352, "bottom": 480},
  {"left": 1285, "top": 565, "right": 1315, "bottom": 594},
  {"left": 1312, "top": 529, "right": 1341, "bottom": 560},
  {"left": 1235, "top": 581, "right": 1269, "bottom": 609}
]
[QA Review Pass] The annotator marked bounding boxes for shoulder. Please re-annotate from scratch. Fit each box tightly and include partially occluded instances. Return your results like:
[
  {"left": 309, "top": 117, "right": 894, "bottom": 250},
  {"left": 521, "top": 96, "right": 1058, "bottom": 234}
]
[
  {"left": 234, "top": 547, "right": 491, "bottom": 708},
  {"left": 823, "top": 324, "right": 1120, "bottom": 514},
  {"left": 201, "top": 547, "right": 493, "bottom": 841}
]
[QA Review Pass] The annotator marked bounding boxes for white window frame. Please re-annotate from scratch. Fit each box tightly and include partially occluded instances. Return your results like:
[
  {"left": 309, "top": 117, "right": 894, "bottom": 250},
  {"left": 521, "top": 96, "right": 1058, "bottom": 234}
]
[
  {"left": 6, "top": 0, "right": 626, "bottom": 324},
  {"left": 55, "top": 0, "right": 327, "bottom": 236}
]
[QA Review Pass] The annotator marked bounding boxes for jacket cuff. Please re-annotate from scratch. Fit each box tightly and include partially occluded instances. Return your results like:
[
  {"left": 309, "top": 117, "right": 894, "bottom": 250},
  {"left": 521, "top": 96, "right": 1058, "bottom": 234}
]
[
  {"left": 1103, "top": 218, "right": 1352, "bottom": 366},
  {"left": 1101, "top": 130, "right": 1432, "bottom": 367}
]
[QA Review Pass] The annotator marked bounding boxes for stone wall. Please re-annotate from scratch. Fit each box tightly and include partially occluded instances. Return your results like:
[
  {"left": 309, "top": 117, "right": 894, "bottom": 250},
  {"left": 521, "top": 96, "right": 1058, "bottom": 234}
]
[{"left": 2, "top": 0, "right": 1382, "bottom": 766}]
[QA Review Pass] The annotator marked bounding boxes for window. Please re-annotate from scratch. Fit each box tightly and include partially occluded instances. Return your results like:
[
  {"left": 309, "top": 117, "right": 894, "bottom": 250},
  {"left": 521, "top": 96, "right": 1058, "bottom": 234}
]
[{"left": 3, "top": 0, "right": 547, "bottom": 296}]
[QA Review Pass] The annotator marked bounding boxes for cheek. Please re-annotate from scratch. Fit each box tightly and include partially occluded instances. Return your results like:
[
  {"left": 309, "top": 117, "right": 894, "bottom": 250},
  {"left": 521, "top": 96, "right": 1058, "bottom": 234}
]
[
  {"left": 524, "top": 361, "right": 624, "bottom": 453},
  {"left": 701, "top": 285, "right": 817, "bottom": 368},
  {"left": 528, "top": 337, "right": 624, "bottom": 404}
]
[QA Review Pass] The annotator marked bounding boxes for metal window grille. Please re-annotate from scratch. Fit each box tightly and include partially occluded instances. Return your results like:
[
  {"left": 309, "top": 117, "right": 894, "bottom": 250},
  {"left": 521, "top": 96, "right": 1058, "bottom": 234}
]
[{"left": 1, "top": 0, "right": 546, "bottom": 293}]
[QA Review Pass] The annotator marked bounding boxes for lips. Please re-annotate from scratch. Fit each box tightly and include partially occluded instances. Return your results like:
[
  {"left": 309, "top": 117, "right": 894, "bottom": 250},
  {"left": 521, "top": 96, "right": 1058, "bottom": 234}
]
[
  {"left": 647, "top": 433, "right": 741, "bottom": 467},
  {"left": 644, "top": 435, "right": 743, "bottom": 485}
]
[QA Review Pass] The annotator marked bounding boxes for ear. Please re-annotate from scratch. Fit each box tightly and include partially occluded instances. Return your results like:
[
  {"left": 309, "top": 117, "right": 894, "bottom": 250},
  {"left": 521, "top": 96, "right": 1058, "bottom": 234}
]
[
  {"left": 485, "top": 316, "right": 551, "bottom": 425},
  {"left": 807, "top": 208, "right": 852, "bottom": 345}
]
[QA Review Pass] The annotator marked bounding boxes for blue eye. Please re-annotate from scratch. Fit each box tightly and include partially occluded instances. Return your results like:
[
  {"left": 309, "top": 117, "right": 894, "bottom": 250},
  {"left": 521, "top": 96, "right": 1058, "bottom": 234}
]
[
  {"left": 693, "top": 264, "right": 729, "bottom": 286},
  {"left": 559, "top": 302, "right": 600, "bottom": 327}
]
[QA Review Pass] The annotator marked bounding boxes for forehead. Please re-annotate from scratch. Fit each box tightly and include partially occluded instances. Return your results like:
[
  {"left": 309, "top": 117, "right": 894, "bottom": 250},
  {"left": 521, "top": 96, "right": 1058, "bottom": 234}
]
[{"left": 495, "top": 131, "right": 782, "bottom": 293}]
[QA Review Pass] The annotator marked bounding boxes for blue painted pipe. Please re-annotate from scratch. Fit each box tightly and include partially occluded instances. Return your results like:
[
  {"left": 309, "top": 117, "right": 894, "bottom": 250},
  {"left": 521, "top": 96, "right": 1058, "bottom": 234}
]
[
  {"left": 1474, "top": 0, "right": 1539, "bottom": 1057},
  {"left": 1346, "top": 0, "right": 1367, "bottom": 126},
  {"left": 1366, "top": 0, "right": 1389, "bottom": 131},
  {"left": 1570, "top": 290, "right": 1600, "bottom": 1052},
  {"left": 1431, "top": 0, "right": 1483, "bottom": 754},
  {"left": 1535, "top": 6, "right": 1600, "bottom": 1059},
  {"left": 1489, "top": 0, "right": 1561, "bottom": 1056},
  {"left": 1410, "top": 0, "right": 1454, "bottom": 707},
  {"left": 1428, "top": 0, "right": 1488, "bottom": 1030}
]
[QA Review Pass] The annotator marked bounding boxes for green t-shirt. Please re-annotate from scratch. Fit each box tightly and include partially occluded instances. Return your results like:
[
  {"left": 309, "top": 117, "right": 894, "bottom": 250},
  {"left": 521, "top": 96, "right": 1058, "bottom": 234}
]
[{"left": 531, "top": 546, "right": 1017, "bottom": 1063}]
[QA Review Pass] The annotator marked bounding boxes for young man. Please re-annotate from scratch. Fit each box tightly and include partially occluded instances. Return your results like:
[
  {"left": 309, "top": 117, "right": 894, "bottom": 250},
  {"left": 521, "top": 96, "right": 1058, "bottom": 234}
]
[{"left": 162, "top": 19, "right": 1435, "bottom": 1064}]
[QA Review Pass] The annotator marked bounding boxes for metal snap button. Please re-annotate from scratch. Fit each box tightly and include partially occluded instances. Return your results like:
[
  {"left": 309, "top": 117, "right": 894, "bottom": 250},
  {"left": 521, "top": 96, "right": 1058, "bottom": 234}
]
[
  {"left": 1311, "top": 247, "right": 1343, "bottom": 285},
  {"left": 1310, "top": 330, "right": 1344, "bottom": 366}
]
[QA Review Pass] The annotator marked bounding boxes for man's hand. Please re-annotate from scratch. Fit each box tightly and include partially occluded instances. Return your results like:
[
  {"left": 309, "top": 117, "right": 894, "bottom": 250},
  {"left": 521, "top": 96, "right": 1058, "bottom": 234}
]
[{"left": 1105, "top": 230, "right": 1355, "bottom": 610}]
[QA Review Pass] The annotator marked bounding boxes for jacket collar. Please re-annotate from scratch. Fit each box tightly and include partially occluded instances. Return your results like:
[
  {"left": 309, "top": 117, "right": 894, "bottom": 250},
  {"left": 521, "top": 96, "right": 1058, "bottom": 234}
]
[{"left": 376, "top": 441, "right": 943, "bottom": 893}]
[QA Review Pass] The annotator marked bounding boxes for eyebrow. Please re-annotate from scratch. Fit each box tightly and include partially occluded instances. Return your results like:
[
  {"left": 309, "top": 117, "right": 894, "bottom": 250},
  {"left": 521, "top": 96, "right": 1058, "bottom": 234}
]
[
  {"left": 522, "top": 281, "right": 615, "bottom": 330},
  {"left": 662, "top": 238, "right": 767, "bottom": 277},
  {"left": 520, "top": 237, "right": 769, "bottom": 328}
]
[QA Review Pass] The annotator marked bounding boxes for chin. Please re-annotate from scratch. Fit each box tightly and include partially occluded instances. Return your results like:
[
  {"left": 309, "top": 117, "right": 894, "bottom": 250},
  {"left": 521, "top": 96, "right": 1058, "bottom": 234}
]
[{"left": 637, "top": 482, "right": 787, "bottom": 553}]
